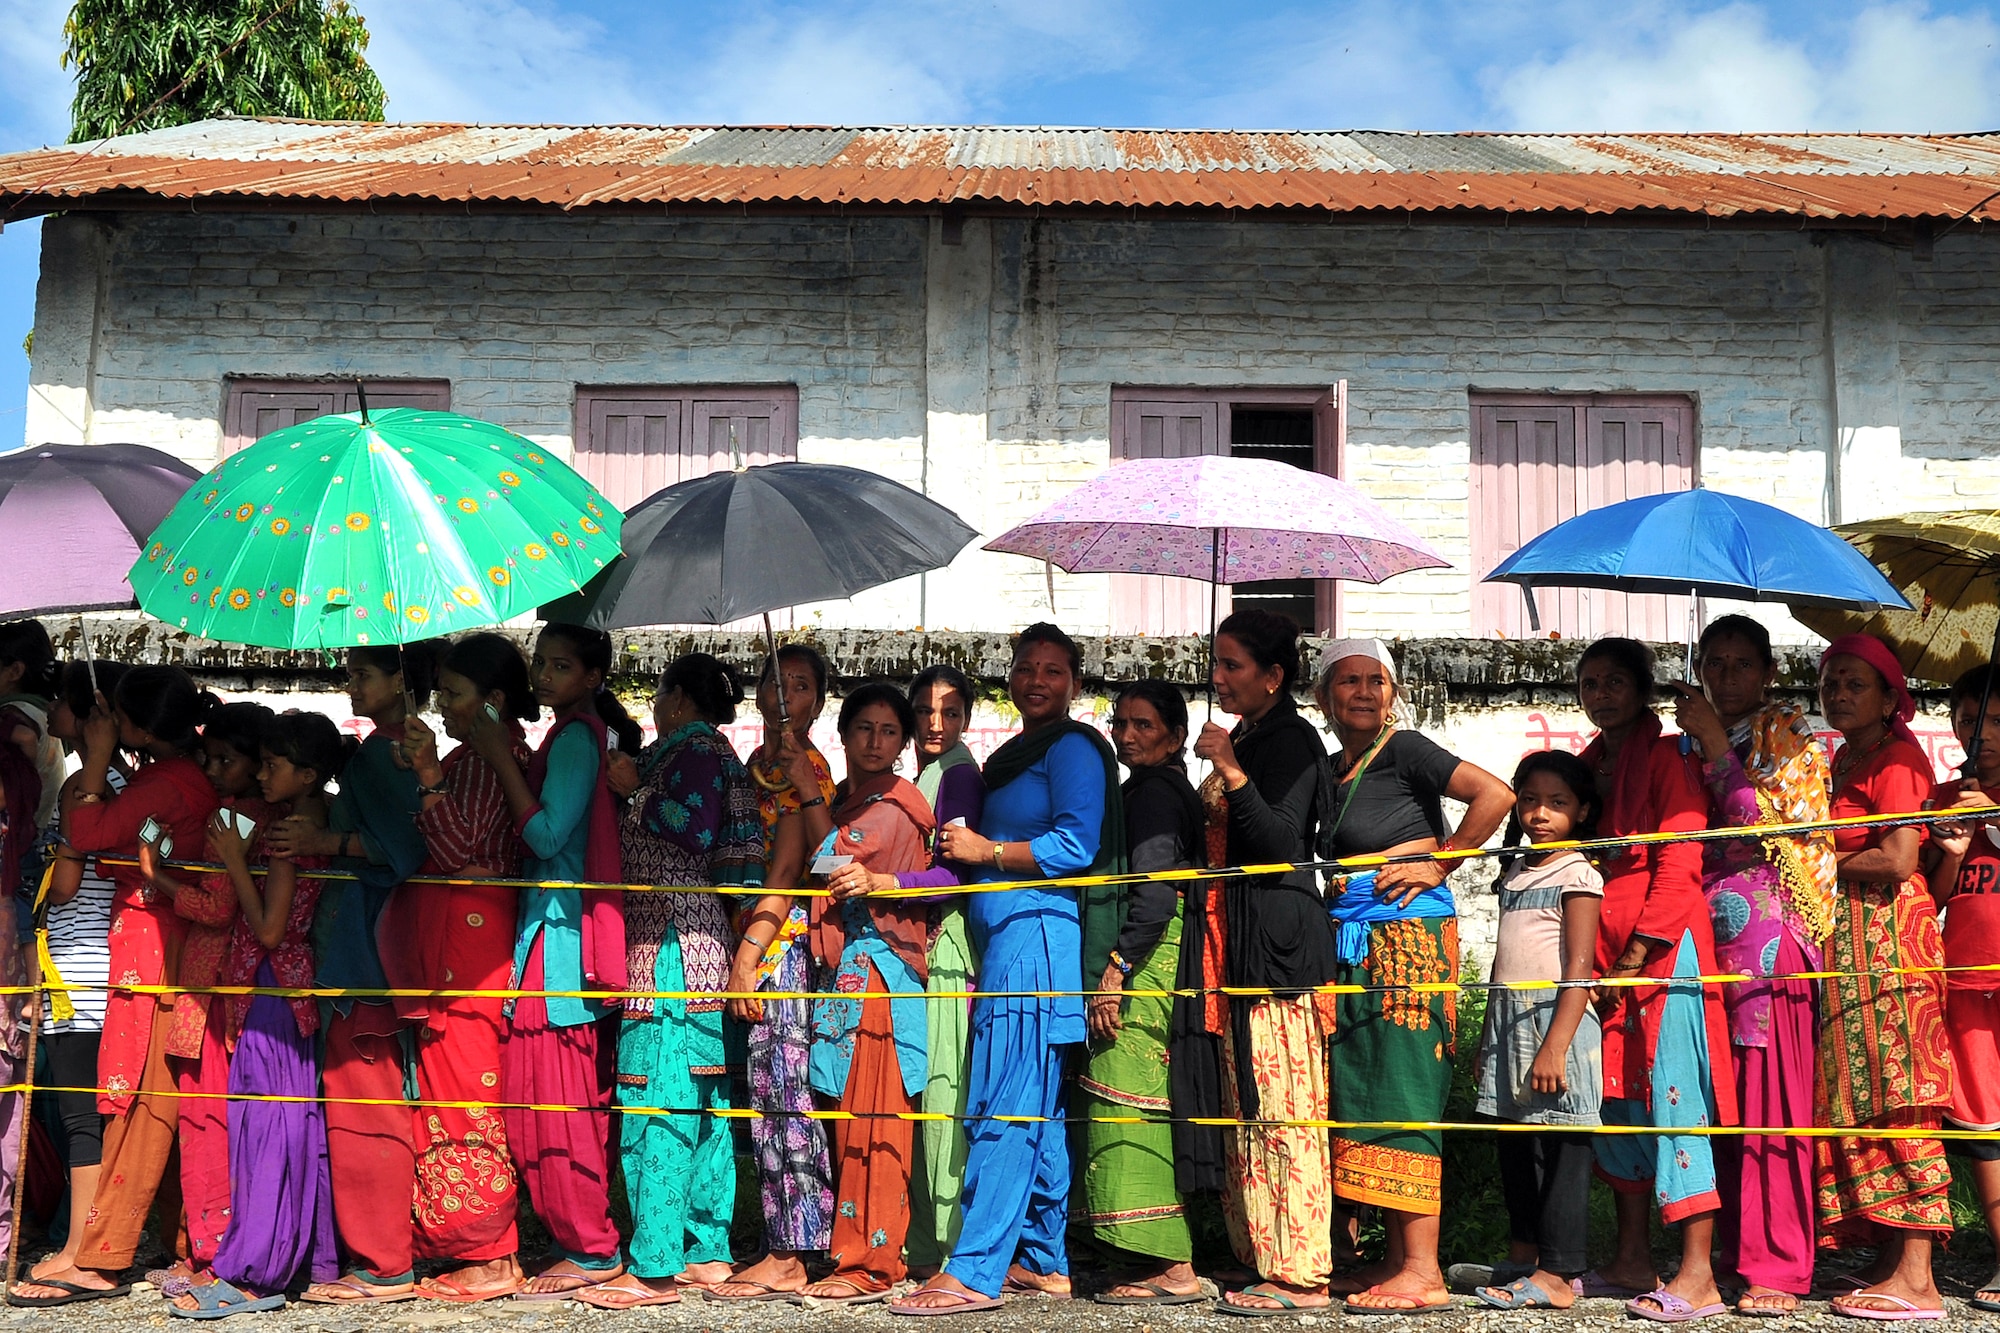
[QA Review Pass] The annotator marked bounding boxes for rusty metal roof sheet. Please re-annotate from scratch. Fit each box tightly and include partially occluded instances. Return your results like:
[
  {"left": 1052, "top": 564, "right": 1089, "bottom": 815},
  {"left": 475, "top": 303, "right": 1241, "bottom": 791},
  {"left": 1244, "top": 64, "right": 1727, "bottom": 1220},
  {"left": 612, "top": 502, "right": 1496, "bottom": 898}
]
[{"left": 6, "top": 120, "right": 2000, "bottom": 221}]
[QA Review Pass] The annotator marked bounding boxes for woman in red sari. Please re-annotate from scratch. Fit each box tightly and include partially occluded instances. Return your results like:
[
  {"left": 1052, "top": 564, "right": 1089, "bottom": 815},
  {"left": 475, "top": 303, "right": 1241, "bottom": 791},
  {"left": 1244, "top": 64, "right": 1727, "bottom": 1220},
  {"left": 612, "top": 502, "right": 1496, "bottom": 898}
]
[
  {"left": 10, "top": 667, "right": 220, "bottom": 1305},
  {"left": 394, "top": 633, "right": 536, "bottom": 1302},
  {"left": 1816, "top": 634, "right": 1952, "bottom": 1320},
  {"left": 1571, "top": 638, "right": 1736, "bottom": 1323}
]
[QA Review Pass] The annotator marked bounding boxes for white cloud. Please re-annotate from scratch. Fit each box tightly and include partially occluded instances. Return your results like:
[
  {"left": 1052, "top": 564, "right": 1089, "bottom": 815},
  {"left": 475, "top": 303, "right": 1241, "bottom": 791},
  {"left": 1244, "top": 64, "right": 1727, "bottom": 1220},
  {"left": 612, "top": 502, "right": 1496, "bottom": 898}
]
[
  {"left": 1488, "top": 2, "right": 2000, "bottom": 132},
  {"left": 362, "top": 0, "right": 666, "bottom": 122}
]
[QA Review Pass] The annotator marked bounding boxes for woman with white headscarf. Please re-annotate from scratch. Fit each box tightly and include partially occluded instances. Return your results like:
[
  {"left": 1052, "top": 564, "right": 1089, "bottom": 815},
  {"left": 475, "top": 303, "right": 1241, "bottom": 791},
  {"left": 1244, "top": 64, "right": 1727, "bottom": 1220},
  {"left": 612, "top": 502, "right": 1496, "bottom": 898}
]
[{"left": 1315, "top": 639, "right": 1512, "bottom": 1314}]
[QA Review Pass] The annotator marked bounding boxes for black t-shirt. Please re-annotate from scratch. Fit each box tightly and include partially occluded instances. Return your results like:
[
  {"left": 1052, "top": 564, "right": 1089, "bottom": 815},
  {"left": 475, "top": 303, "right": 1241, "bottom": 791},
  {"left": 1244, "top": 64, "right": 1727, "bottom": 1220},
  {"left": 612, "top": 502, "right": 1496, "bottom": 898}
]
[{"left": 1319, "top": 729, "right": 1462, "bottom": 859}]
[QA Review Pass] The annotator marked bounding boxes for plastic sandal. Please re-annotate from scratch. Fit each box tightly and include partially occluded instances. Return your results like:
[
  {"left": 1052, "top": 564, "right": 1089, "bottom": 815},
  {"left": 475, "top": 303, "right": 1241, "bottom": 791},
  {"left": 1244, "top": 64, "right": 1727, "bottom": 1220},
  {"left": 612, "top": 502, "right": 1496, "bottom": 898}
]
[
  {"left": 1475, "top": 1278, "right": 1566, "bottom": 1311},
  {"left": 1830, "top": 1293, "right": 1947, "bottom": 1322},
  {"left": 888, "top": 1286, "right": 1005, "bottom": 1317},
  {"left": 7, "top": 1279, "right": 132, "bottom": 1308},
  {"left": 572, "top": 1276, "right": 681, "bottom": 1310},
  {"left": 1626, "top": 1288, "right": 1730, "bottom": 1322},
  {"left": 166, "top": 1281, "right": 284, "bottom": 1320},
  {"left": 1216, "top": 1286, "right": 1334, "bottom": 1317},
  {"left": 1095, "top": 1280, "right": 1208, "bottom": 1306}
]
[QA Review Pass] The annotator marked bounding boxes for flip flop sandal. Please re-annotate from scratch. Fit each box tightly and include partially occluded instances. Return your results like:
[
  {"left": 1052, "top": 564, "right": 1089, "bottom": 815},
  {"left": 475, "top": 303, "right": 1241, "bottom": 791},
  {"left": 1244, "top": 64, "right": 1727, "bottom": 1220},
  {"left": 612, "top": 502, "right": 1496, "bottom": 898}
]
[
  {"left": 1626, "top": 1288, "right": 1730, "bottom": 1322},
  {"left": 512, "top": 1262, "right": 624, "bottom": 1303},
  {"left": 167, "top": 1281, "right": 285, "bottom": 1321},
  {"left": 1476, "top": 1278, "right": 1567, "bottom": 1311},
  {"left": 799, "top": 1276, "right": 891, "bottom": 1308},
  {"left": 1970, "top": 1268, "right": 2000, "bottom": 1314},
  {"left": 7, "top": 1279, "right": 132, "bottom": 1308},
  {"left": 1830, "top": 1294, "right": 1948, "bottom": 1322},
  {"left": 705, "top": 1279, "right": 805, "bottom": 1303},
  {"left": 1096, "top": 1280, "right": 1208, "bottom": 1306},
  {"left": 417, "top": 1274, "right": 525, "bottom": 1303},
  {"left": 888, "top": 1287, "right": 1006, "bottom": 1317},
  {"left": 300, "top": 1274, "right": 419, "bottom": 1305},
  {"left": 1216, "top": 1287, "right": 1334, "bottom": 1318},
  {"left": 572, "top": 1277, "right": 682, "bottom": 1310},
  {"left": 1345, "top": 1294, "right": 1457, "bottom": 1315}
]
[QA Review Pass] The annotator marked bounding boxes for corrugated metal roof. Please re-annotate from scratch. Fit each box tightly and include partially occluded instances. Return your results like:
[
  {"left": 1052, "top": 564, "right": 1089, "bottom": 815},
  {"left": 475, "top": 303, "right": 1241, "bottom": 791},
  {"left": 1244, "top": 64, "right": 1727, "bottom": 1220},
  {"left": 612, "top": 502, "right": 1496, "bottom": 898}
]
[{"left": 5, "top": 120, "right": 2000, "bottom": 221}]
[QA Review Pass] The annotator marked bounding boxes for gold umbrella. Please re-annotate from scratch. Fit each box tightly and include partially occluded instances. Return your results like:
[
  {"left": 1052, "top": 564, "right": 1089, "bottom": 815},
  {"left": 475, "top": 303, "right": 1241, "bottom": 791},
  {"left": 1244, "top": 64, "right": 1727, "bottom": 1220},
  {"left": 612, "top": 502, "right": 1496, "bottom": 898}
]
[{"left": 1792, "top": 510, "right": 2000, "bottom": 687}]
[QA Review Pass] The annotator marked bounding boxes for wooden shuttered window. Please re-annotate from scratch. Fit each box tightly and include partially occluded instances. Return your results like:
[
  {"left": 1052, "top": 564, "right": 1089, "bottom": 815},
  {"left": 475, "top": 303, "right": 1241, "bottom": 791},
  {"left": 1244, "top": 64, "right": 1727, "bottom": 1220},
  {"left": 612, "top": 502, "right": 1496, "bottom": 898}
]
[
  {"left": 221, "top": 379, "right": 451, "bottom": 455},
  {"left": 1471, "top": 393, "right": 1696, "bottom": 641},
  {"left": 573, "top": 386, "right": 801, "bottom": 629},
  {"left": 1107, "top": 386, "right": 1346, "bottom": 636},
  {"left": 573, "top": 387, "right": 799, "bottom": 510}
]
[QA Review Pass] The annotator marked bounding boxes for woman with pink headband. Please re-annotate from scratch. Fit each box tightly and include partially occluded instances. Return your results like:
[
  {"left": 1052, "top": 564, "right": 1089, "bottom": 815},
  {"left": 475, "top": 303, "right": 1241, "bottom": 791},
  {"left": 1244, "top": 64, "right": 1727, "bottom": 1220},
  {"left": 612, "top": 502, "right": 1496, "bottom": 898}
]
[{"left": 1815, "top": 633, "right": 1953, "bottom": 1322}]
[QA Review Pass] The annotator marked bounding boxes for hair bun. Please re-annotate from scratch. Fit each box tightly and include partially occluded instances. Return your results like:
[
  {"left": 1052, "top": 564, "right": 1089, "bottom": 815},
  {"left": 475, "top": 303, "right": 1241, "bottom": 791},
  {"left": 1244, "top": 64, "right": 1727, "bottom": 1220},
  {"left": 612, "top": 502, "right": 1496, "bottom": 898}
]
[{"left": 192, "top": 689, "right": 222, "bottom": 724}]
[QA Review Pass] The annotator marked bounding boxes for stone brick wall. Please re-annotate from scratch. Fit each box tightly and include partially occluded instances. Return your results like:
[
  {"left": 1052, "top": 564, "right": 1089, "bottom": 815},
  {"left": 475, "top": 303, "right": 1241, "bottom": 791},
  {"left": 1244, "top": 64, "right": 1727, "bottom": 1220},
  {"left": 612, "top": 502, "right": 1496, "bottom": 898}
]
[{"left": 25, "top": 210, "right": 2000, "bottom": 639}]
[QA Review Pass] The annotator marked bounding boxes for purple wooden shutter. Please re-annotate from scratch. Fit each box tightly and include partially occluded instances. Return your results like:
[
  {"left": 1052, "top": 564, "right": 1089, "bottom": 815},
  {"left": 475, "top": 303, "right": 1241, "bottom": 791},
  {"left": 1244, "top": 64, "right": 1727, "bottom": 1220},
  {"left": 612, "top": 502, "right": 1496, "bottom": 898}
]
[
  {"left": 223, "top": 380, "right": 451, "bottom": 456},
  {"left": 1582, "top": 401, "right": 1695, "bottom": 641},
  {"left": 1109, "top": 396, "right": 1224, "bottom": 635},
  {"left": 689, "top": 394, "right": 798, "bottom": 471},
  {"left": 576, "top": 395, "right": 686, "bottom": 509},
  {"left": 1472, "top": 401, "right": 1578, "bottom": 638},
  {"left": 1472, "top": 396, "right": 1695, "bottom": 640}
]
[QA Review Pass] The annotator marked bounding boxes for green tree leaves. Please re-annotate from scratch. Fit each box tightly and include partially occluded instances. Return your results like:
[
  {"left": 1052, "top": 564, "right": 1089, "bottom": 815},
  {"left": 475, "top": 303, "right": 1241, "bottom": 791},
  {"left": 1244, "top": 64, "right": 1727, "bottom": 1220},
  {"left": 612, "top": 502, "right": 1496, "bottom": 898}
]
[{"left": 63, "top": 0, "right": 385, "bottom": 143}]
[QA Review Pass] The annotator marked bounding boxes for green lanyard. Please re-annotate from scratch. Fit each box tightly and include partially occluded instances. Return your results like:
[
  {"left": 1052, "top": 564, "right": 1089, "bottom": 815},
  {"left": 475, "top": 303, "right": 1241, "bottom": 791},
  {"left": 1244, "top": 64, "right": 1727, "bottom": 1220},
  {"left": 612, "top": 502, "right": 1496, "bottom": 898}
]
[{"left": 1326, "top": 726, "right": 1393, "bottom": 847}]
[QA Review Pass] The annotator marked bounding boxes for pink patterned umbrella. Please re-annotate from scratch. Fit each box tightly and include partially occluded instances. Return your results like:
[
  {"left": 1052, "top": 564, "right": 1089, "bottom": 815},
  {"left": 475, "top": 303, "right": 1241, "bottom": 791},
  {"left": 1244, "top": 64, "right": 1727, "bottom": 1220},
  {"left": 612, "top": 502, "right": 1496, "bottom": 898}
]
[{"left": 985, "top": 455, "right": 1448, "bottom": 585}]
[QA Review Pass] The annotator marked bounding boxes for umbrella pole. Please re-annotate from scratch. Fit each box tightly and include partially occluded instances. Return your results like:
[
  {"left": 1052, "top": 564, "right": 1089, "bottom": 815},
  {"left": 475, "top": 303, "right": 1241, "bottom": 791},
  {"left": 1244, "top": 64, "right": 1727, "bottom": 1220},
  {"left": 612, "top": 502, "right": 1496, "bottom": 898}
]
[
  {"left": 763, "top": 612, "right": 790, "bottom": 730},
  {"left": 1204, "top": 529, "right": 1220, "bottom": 723},
  {"left": 75, "top": 614, "right": 97, "bottom": 696}
]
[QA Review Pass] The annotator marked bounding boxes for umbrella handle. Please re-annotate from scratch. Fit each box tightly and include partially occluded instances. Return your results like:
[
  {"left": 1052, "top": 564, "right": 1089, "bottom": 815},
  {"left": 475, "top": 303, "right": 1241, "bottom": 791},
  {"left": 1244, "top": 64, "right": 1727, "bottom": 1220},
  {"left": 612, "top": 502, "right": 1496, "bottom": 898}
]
[{"left": 763, "top": 612, "right": 790, "bottom": 729}]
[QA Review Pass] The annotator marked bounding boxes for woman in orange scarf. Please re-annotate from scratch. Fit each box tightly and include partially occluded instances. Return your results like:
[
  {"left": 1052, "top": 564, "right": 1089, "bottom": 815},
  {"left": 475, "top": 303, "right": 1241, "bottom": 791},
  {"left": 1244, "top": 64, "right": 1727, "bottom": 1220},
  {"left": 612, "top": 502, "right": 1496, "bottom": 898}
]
[{"left": 800, "top": 683, "right": 936, "bottom": 1305}]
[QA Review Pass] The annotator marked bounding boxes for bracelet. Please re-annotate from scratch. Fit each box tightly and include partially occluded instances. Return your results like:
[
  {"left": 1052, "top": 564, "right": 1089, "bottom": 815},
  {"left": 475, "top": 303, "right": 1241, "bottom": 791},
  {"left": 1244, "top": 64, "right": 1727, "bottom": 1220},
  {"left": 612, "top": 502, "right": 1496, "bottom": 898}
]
[
  {"left": 992, "top": 842, "right": 1006, "bottom": 871},
  {"left": 1108, "top": 949, "right": 1134, "bottom": 977},
  {"left": 416, "top": 782, "right": 448, "bottom": 798},
  {"left": 73, "top": 792, "right": 105, "bottom": 805},
  {"left": 797, "top": 794, "right": 825, "bottom": 810}
]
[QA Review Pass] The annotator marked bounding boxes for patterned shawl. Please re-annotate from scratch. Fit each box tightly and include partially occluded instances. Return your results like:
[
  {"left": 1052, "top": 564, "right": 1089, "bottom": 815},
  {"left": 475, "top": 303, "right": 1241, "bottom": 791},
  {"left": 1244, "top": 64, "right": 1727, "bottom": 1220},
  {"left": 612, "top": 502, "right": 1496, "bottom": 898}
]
[{"left": 1736, "top": 700, "right": 1838, "bottom": 945}]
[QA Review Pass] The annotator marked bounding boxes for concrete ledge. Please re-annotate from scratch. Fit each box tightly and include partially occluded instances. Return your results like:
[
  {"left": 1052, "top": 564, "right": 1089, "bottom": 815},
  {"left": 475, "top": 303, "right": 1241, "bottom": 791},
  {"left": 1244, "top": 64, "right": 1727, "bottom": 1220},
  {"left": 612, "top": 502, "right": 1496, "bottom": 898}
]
[{"left": 47, "top": 616, "right": 1859, "bottom": 700}]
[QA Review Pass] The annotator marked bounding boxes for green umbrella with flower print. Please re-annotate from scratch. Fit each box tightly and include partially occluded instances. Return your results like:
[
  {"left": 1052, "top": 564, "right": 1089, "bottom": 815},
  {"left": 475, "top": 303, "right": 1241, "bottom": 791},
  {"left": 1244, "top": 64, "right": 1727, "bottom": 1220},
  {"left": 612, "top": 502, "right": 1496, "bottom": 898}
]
[{"left": 130, "top": 406, "right": 622, "bottom": 650}]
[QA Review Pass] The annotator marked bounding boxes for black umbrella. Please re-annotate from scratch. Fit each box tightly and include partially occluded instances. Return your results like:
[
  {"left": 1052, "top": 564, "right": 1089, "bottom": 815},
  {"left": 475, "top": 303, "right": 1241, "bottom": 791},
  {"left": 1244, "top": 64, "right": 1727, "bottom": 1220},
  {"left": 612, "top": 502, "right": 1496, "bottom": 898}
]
[{"left": 546, "top": 463, "right": 977, "bottom": 719}]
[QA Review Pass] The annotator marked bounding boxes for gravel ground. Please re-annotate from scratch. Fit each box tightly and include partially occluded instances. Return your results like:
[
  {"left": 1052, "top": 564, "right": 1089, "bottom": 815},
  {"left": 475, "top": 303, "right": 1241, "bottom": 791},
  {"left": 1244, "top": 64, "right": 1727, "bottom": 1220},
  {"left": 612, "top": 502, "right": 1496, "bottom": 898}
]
[{"left": 9, "top": 1257, "right": 2000, "bottom": 1332}]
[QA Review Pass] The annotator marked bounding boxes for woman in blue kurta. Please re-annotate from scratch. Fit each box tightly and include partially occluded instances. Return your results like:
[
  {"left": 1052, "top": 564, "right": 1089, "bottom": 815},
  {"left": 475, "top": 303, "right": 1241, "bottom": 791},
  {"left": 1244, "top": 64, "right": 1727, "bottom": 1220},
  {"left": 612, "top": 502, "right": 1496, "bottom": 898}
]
[
  {"left": 891, "top": 623, "right": 1124, "bottom": 1317},
  {"left": 469, "top": 623, "right": 641, "bottom": 1299}
]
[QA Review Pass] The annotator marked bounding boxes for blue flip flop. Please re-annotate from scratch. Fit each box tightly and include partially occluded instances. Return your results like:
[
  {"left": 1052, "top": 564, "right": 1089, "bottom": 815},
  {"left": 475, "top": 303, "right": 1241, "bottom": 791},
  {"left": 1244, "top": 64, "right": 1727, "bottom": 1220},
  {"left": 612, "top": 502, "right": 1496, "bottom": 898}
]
[{"left": 167, "top": 1280, "right": 285, "bottom": 1320}]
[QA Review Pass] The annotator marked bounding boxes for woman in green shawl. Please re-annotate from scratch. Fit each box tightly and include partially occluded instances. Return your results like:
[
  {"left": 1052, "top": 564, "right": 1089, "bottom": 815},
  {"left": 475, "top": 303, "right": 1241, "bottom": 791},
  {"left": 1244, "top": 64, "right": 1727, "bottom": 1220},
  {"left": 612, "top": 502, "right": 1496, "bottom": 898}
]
[{"left": 1081, "top": 679, "right": 1204, "bottom": 1305}]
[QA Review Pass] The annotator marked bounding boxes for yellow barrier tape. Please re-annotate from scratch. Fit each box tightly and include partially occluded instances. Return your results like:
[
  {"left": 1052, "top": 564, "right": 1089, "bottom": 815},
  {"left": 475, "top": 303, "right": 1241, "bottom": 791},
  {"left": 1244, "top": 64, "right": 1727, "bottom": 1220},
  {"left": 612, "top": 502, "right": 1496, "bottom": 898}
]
[
  {"left": 10, "top": 957, "right": 2000, "bottom": 1004},
  {"left": 86, "top": 806, "right": 1975, "bottom": 899},
  {"left": 7, "top": 1083, "right": 1994, "bottom": 1139}
]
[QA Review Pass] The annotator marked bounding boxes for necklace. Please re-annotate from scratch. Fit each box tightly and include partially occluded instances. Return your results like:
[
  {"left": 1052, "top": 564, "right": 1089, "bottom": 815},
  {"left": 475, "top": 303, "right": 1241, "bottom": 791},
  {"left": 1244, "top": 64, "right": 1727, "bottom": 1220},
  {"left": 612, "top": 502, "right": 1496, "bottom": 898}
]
[{"left": 1834, "top": 728, "right": 1890, "bottom": 781}]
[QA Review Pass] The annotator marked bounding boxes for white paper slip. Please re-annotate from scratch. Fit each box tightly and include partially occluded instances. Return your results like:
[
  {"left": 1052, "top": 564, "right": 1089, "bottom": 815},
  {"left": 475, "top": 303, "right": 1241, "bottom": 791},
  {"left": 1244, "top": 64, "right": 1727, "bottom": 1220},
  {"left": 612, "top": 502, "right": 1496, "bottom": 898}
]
[{"left": 811, "top": 854, "right": 855, "bottom": 875}]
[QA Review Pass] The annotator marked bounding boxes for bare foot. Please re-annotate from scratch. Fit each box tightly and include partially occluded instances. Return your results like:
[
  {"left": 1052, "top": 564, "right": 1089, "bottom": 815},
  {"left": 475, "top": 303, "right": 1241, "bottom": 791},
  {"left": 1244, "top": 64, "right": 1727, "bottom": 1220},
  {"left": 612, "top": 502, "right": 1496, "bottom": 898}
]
[
  {"left": 1224, "top": 1281, "right": 1332, "bottom": 1311},
  {"left": 674, "top": 1260, "right": 735, "bottom": 1290},
  {"left": 418, "top": 1255, "right": 522, "bottom": 1298},
  {"left": 800, "top": 1273, "right": 890, "bottom": 1302},
  {"left": 1347, "top": 1268, "right": 1451, "bottom": 1313},
  {"left": 10, "top": 1265, "right": 119, "bottom": 1302},
  {"left": 522, "top": 1259, "right": 621, "bottom": 1297},
  {"left": 574, "top": 1275, "right": 680, "bottom": 1309},
  {"left": 710, "top": 1252, "right": 807, "bottom": 1300},
  {"left": 894, "top": 1273, "right": 989, "bottom": 1310},
  {"left": 1835, "top": 1273, "right": 1943, "bottom": 1318},
  {"left": 1004, "top": 1263, "right": 1072, "bottom": 1297},
  {"left": 1738, "top": 1286, "right": 1799, "bottom": 1315},
  {"left": 1103, "top": 1262, "right": 1201, "bottom": 1300}
]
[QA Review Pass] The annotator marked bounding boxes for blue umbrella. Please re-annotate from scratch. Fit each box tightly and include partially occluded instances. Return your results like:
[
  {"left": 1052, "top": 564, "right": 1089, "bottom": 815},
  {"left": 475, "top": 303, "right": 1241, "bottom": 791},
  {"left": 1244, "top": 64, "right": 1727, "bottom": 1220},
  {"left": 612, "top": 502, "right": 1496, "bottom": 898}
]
[{"left": 1483, "top": 488, "right": 1911, "bottom": 633}]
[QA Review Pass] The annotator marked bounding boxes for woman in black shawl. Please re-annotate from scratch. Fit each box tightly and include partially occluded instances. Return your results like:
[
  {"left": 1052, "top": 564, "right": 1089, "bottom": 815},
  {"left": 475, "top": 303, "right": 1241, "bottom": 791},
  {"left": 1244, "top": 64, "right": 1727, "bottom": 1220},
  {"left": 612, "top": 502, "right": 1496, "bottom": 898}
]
[{"left": 1189, "top": 609, "right": 1337, "bottom": 1315}]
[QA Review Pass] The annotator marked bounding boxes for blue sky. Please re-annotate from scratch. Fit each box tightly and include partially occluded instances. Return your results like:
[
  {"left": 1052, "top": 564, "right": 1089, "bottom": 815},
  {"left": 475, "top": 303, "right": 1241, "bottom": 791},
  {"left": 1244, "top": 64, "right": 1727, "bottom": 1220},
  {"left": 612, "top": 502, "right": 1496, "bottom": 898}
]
[{"left": 2, "top": 0, "right": 1999, "bottom": 444}]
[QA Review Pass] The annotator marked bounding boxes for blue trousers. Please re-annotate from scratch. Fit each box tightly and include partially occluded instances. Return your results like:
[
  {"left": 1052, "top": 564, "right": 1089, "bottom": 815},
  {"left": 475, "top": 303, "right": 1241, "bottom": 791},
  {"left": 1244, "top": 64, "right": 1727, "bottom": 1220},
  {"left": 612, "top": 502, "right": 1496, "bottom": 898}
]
[{"left": 941, "top": 993, "right": 1072, "bottom": 1297}]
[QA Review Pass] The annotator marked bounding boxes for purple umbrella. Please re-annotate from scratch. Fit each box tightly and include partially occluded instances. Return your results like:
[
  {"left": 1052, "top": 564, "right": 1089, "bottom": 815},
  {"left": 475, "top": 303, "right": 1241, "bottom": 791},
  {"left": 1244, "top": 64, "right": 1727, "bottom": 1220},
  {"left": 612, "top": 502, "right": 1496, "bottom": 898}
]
[
  {"left": 0, "top": 444, "right": 202, "bottom": 682},
  {"left": 986, "top": 452, "right": 1447, "bottom": 591},
  {"left": 0, "top": 444, "right": 201, "bottom": 616}
]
